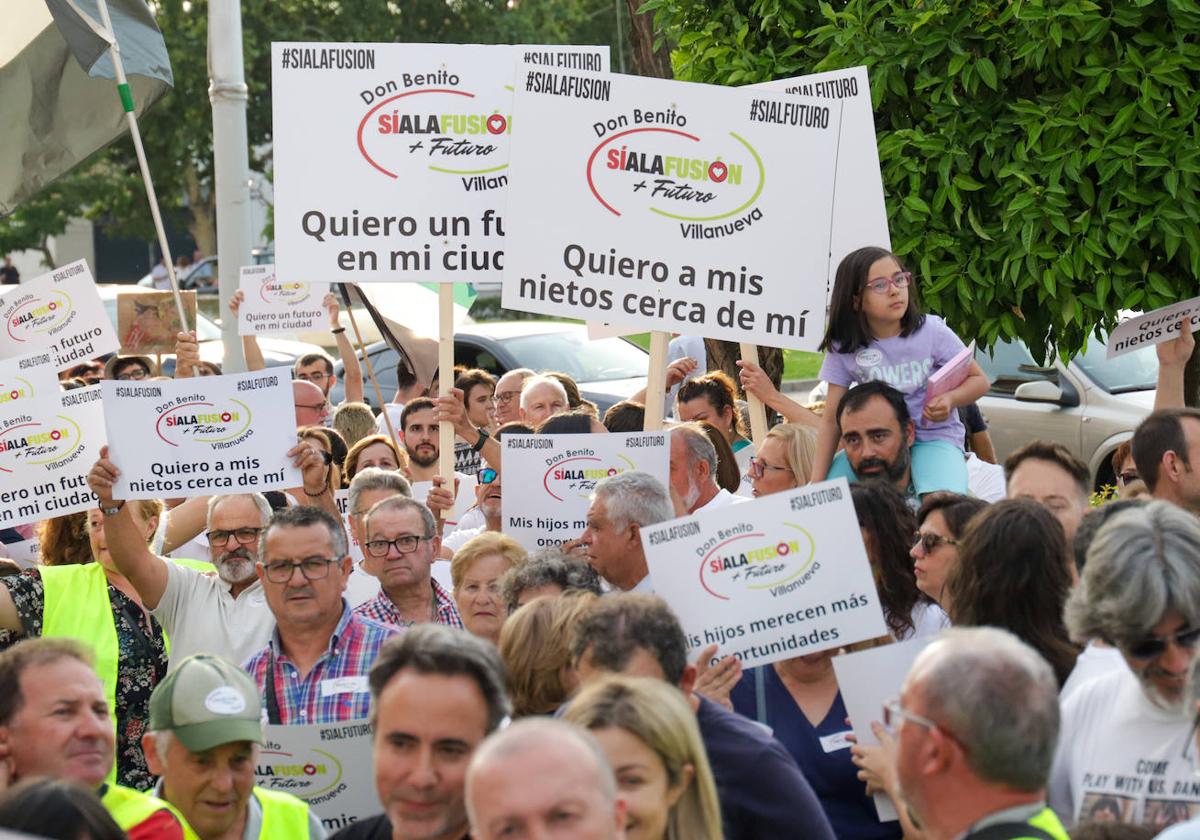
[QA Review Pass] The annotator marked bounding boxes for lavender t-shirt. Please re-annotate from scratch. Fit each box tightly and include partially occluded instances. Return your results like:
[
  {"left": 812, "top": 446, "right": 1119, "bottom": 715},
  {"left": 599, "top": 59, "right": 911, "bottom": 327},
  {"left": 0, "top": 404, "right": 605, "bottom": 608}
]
[{"left": 819, "top": 315, "right": 966, "bottom": 447}]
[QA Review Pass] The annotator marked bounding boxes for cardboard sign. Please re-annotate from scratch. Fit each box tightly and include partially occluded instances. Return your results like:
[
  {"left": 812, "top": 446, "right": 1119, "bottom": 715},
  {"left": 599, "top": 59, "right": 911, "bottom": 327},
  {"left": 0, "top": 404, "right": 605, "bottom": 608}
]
[
  {"left": 0, "top": 260, "right": 119, "bottom": 370},
  {"left": 117, "top": 290, "right": 198, "bottom": 354},
  {"left": 501, "top": 431, "right": 671, "bottom": 550},
  {"left": 832, "top": 638, "right": 930, "bottom": 822},
  {"left": 102, "top": 370, "right": 302, "bottom": 500},
  {"left": 501, "top": 66, "right": 840, "bottom": 350},
  {"left": 256, "top": 722, "right": 379, "bottom": 831},
  {"left": 1106, "top": 296, "right": 1200, "bottom": 358},
  {"left": 642, "top": 478, "right": 887, "bottom": 668},
  {"left": 238, "top": 265, "right": 331, "bottom": 336},
  {"left": 272, "top": 43, "right": 609, "bottom": 284},
  {"left": 0, "top": 384, "right": 106, "bottom": 527}
]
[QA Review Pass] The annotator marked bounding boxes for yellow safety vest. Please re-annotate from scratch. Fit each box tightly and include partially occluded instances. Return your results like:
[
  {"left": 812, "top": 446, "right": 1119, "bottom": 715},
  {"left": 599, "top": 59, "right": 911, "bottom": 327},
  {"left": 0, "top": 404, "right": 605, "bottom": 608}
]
[
  {"left": 165, "top": 786, "right": 313, "bottom": 839},
  {"left": 1027, "top": 807, "right": 1070, "bottom": 840},
  {"left": 101, "top": 783, "right": 177, "bottom": 833}
]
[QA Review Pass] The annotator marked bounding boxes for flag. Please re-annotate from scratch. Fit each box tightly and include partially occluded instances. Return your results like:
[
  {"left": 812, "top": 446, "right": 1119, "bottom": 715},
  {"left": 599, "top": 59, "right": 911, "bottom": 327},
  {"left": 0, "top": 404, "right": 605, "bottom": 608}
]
[{"left": 0, "top": 0, "right": 174, "bottom": 216}]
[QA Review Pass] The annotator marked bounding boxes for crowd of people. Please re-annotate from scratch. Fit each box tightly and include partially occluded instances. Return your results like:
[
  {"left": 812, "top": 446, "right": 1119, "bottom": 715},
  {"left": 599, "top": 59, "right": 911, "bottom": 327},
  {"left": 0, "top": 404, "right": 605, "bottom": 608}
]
[{"left": 0, "top": 245, "right": 1197, "bottom": 840}]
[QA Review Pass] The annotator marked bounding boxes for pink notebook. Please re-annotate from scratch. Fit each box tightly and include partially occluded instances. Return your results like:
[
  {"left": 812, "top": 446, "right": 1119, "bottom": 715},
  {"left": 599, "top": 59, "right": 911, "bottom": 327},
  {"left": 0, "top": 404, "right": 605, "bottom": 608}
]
[{"left": 922, "top": 342, "right": 976, "bottom": 417}]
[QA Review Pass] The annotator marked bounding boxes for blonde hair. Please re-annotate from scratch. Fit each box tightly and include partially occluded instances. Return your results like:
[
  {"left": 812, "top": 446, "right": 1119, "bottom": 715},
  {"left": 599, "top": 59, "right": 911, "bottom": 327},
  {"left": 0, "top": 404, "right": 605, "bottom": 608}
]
[
  {"left": 333, "top": 402, "right": 377, "bottom": 450},
  {"left": 765, "top": 423, "right": 818, "bottom": 485},
  {"left": 564, "top": 675, "right": 723, "bottom": 840},
  {"left": 451, "top": 532, "right": 527, "bottom": 591},
  {"left": 498, "top": 590, "right": 597, "bottom": 717}
]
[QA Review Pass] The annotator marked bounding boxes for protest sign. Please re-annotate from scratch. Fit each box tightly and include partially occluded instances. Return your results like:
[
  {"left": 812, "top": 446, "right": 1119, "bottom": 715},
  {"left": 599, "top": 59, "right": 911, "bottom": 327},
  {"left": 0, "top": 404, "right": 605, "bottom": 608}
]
[
  {"left": 0, "top": 384, "right": 106, "bottom": 528},
  {"left": 642, "top": 478, "right": 887, "bottom": 668},
  {"left": 257, "top": 721, "right": 378, "bottom": 831},
  {"left": 501, "top": 430, "right": 670, "bottom": 550},
  {"left": 502, "top": 66, "right": 840, "bottom": 351},
  {"left": 0, "top": 259, "right": 119, "bottom": 370},
  {"left": 0, "top": 349, "right": 63, "bottom": 416},
  {"left": 833, "top": 638, "right": 930, "bottom": 821},
  {"left": 237, "top": 265, "right": 330, "bottom": 337},
  {"left": 117, "top": 289, "right": 197, "bottom": 354},
  {"left": 4, "top": 537, "right": 40, "bottom": 569},
  {"left": 272, "top": 43, "right": 609, "bottom": 285},
  {"left": 334, "top": 489, "right": 365, "bottom": 564},
  {"left": 102, "top": 370, "right": 302, "bottom": 500},
  {"left": 1106, "top": 296, "right": 1200, "bottom": 358}
]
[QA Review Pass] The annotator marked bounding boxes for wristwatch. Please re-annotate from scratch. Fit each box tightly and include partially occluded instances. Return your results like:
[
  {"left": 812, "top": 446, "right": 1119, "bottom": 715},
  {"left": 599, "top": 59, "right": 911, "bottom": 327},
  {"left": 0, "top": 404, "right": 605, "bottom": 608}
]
[
  {"left": 472, "top": 427, "right": 490, "bottom": 452},
  {"left": 101, "top": 500, "right": 125, "bottom": 516}
]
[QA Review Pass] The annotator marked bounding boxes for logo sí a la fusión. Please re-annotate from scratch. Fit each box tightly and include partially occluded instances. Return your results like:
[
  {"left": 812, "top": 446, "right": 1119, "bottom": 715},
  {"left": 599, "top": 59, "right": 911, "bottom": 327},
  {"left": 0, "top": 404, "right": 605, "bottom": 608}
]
[
  {"left": 7, "top": 291, "right": 74, "bottom": 341},
  {"left": 542, "top": 454, "right": 634, "bottom": 501},
  {"left": 586, "top": 125, "right": 764, "bottom": 225},
  {"left": 0, "top": 416, "right": 82, "bottom": 472},
  {"left": 699, "top": 523, "right": 816, "bottom": 601},
  {"left": 256, "top": 747, "right": 343, "bottom": 799},
  {"left": 0, "top": 377, "right": 36, "bottom": 406},
  {"left": 259, "top": 276, "right": 311, "bottom": 306},
  {"left": 357, "top": 70, "right": 511, "bottom": 186},
  {"left": 155, "top": 400, "right": 251, "bottom": 447}
]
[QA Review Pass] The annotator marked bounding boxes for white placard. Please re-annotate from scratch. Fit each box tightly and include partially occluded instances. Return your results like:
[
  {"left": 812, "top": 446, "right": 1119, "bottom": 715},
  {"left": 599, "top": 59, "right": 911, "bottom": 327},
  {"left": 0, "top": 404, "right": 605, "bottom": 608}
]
[
  {"left": 0, "top": 350, "right": 65, "bottom": 418},
  {"left": 832, "top": 638, "right": 931, "bottom": 822},
  {"left": 237, "top": 265, "right": 331, "bottom": 336},
  {"left": 1106, "top": 296, "right": 1200, "bottom": 358},
  {"left": 256, "top": 722, "right": 379, "bottom": 831},
  {"left": 272, "top": 43, "right": 609, "bottom": 285},
  {"left": 502, "top": 66, "right": 840, "bottom": 350},
  {"left": 0, "top": 260, "right": 119, "bottom": 370},
  {"left": 102, "top": 370, "right": 302, "bottom": 500},
  {"left": 334, "top": 489, "right": 365, "bottom": 564},
  {"left": 0, "top": 384, "right": 105, "bottom": 527},
  {"left": 642, "top": 478, "right": 887, "bottom": 669},
  {"left": 501, "top": 431, "right": 670, "bottom": 551},
  {"left": 412, "top": 472, "right": 478, "bottom": 537}
]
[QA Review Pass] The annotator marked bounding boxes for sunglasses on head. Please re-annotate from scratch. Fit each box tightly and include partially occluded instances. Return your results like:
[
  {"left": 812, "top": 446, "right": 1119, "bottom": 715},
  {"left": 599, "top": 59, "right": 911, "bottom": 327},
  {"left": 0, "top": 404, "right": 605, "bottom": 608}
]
[{"left": 1124, "top": 627, "right": 1200, "bottom": 661}]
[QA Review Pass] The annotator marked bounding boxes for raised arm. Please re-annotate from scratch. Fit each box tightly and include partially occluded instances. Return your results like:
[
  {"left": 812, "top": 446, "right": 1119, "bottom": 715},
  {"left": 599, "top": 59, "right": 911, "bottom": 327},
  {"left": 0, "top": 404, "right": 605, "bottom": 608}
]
[
  {"left": 285, "top": 441, "right": 340, "bottom": 519},
  {"left": 811, "top": 383, "right": 848, "bottom": 483},
  {"left": 86, "top": 446, "right": 169, "bottom": 608},
  {"left": 325, "top": 293, "right": 364, "bottom": 404},
  {"left": 162, "top": 495, "right": 211, "bottom": 556},
  {"left": 737, "top": 359, "right": 820, "bottom": 428},
  {"left": 229, "top": 290, "right": 266, "bottom": 372},
  {"left": 1154, "top": 319, "right": 1193, "bottom": 411}
]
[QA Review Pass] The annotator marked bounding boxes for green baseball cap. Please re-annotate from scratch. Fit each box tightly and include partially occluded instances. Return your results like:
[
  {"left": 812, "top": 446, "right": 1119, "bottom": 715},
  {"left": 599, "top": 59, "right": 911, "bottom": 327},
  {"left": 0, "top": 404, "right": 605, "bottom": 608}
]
[{"left": 149, "top": 654, "right": 264, "bottom": 752}]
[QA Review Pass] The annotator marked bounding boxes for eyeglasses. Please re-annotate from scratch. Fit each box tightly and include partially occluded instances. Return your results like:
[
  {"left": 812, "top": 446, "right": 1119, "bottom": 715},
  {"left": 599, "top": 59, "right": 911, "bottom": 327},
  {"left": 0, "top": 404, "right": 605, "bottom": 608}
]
[
  {"left": 1123, "top": 627, "right": 1200, "bottom": 661},
  {"left": 912, "top": 531, "right": 957, "bottom": 553},
  {"left": 364, "top": 535, "right": 433, "bottom": 558},
  {"left": 883, "top": 697, "right": 939, "bottom": 733},
  {"left": 206, "top": 527, "right": 263, "bottom": 546},
  {"left": 296, "top": 402, "right": 329, "bottom": 414},
  {"left": 117, "top": 368, "right": 148, "bottom": 381},
  {"left": 863, "top": 271, "right": 912, "bottom": 295},
  {"left": 748, "top": 457, "right": 793, "bottom": 481},
  {"left": 1117, "top": 470, "right": 1139, "bottom": 485},
  {"left": 479, "top": 467, "right": 498, "bottom": 485},
  {"left": 262, "top": 557, "right": 338, "bottom": 583},
  {"left": 492, "top": 391, "right": 520, "bottom": 405}
]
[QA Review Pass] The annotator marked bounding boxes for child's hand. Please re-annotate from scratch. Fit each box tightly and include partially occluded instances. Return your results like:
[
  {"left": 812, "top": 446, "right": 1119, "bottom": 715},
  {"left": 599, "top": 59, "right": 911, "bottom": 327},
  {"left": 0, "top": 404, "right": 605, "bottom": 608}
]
[{"left": 923, "top": 395, "right": 952, "bottom": 423}]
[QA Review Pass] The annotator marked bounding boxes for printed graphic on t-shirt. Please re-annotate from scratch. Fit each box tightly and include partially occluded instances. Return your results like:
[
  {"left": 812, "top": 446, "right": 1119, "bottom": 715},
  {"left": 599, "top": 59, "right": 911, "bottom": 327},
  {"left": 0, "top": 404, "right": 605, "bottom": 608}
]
[
  {"left": 1079, "top": 792, "right": 1135, "bottom": 824},
  {"left": 1077, "top": 762, "right": 1200, "bottom": 828},
  {"left": 852, "top": 347, "right": 934, "bottom": 395},
  {"left": 1144, "top": 799, "right": 1200, "bottom": 832}
]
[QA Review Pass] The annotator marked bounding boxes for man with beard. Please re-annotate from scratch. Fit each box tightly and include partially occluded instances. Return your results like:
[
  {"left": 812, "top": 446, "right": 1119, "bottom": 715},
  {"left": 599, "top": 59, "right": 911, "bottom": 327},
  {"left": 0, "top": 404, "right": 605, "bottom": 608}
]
[
  {"left": 402, "top": 398, "right": 442, "bottom": 483},
  {"left": 86, "top": 446, "right": 326, "bottom": 668},
  {"left": 668, "top": 423, "right": 747, "bottom": 515},
  {"left": 831, "top": 381, "right": 926, "bottom": 506},
  {"left": 580, "top": 471, "right": 673, "bottom": 593},
  {"left": 444, "top": 468, "right": 503, "bottom": 554},
  {"left": 1050, "top": 501, "right": 1200, "bottom": 827}
]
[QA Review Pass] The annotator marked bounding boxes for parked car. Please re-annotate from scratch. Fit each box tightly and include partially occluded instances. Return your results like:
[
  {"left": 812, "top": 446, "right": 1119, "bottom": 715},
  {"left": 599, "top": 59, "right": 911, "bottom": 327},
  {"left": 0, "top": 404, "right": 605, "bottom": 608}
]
[
  {"left": 96, "top": 284, "right": 322, "bottom": 375},
  {"left": 974, "top": 334, "right": 1156, "bottom": 490},
  {"left": 330, "top": 321, "right": 649, "bottom": 417},
  {"left": 137, "top": 256, "right": 219, "bottom": 292}
]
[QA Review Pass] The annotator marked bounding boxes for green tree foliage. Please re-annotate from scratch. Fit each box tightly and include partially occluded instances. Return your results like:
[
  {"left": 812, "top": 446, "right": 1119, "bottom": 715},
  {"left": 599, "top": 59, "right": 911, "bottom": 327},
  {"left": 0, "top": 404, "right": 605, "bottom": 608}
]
[{"left": 647, "top": 0, "right": 1200, "bottom": 361}]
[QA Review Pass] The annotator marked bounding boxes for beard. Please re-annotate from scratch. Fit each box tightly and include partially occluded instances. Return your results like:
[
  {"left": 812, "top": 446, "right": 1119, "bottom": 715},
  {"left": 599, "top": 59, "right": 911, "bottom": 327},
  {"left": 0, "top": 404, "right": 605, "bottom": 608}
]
[
  {"left": 683, "top": 473, "right": 702, "bottom": 512},
  {"left": 855, "top": 444, "right": 911, "bottom": 485},
  {"left": 215, "top": 547, "right": 257, "bottom": 585},
  {"left": 409, "top": 444, "right": 438, "bottom": 468}
]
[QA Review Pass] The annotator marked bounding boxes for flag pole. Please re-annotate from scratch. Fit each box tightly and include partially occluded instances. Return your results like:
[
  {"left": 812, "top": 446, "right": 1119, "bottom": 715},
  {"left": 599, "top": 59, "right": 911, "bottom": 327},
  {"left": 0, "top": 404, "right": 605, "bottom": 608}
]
[{"left": 93, "top": 0, "right": 190, "bottom": 335}]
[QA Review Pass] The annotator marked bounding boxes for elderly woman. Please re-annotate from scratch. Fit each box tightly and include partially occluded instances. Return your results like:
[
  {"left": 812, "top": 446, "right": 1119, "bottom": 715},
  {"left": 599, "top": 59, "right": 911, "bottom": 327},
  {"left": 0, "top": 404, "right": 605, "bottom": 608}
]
[
  {"left": 450, "top": 532, "right": 527, "bottom": 645},
  {"left": 750, "top": 422, "right": 818, "bottom": 497},
  {"left": 499, "top": 590, "right": 597, "bottom": 717}
]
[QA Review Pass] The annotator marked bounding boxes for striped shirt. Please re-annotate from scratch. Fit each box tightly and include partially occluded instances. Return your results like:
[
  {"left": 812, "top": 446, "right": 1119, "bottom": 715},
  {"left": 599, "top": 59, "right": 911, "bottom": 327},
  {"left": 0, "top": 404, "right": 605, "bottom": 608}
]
[
  {"left": 242, "top": 601, "right": 396, "bottom": 725},
  {"left": 352, "top": 579, "right": 464, "bottom": 629}
]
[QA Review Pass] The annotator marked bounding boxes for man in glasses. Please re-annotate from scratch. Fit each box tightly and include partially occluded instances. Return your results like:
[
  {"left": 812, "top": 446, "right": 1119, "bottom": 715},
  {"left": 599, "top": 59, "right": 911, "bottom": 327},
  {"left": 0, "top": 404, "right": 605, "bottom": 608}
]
[
  {"left": 492, "top": 368, "right": 534, "bottom": 426},
  {"left": 103, "top": 354, "right": 156, "bottom": 381},
  {"left": 243, "top": 505, "right": 396, "bottom": 724},
  {"left": 293, "top": 379, "right": 332, "bottom": 428},
  {"left": 887, "top": 627, "right": 1068, "bottom": 840},
  {"left": 354, "top": 496, "right": 463, "bottom": 629},
  {"left": 1051, "top": 500, "right": 1200, "bottom": 827}
]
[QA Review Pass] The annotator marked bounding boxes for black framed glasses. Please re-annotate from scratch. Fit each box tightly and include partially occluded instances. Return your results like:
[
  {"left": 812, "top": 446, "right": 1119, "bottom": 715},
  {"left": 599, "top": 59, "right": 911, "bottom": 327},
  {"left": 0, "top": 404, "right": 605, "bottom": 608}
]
[
  {"left": 748, "top": 457, "right": 792, "bottom": 481},
  {"left": 364, "top": 535, "right": 432, "bottom": 558},
  {"left": 492, "top": 391, "right": 519, "bottom": 405},
  {"left": 912, "top": 531, "right": 957, "bottom": 553},
  {"left": 206, "top": 527, "right": 263, "bottom": 547},
  {"left": 479, "top": 467, "right": 498, "bottom": 485},
  {"left": 298, "top": 371, "right": 329, "bottom": 383},
  {"left": 863, "top": 271, "right": 912, "bottom": 295},
  {"left": 1124, "top": 627, "right": 1200, "bottom": 661},
  {"left": 262, "top": 557, "right": 338, "bottom": 583}
]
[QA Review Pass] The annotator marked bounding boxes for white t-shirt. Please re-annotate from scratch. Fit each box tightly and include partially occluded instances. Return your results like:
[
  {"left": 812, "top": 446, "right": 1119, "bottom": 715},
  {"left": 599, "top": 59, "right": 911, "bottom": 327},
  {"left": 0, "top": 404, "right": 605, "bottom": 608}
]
[
  {"left": 965, "top": 451, "right": 1006, "bottom": 502},
  {"left": 902, "top": 600, "right": 950, "bottom": 641},
  {"left": 444, "top": 525, "right": 485, "bottom": 555},
  {"left": 1060, "top": 640, "right": 1125, "bottom": 701},
  {"left": 375, "top": 403, "right": 406, "bottom": 436},
  {"left": 694, "top": 487, "right": 748, "bottom": 514},
  {"left": 1049, "top": 666, "right": 1199, "bottom": 829},
  {"left": 152, "top": 561, "right": 276, "bottom": 671}
]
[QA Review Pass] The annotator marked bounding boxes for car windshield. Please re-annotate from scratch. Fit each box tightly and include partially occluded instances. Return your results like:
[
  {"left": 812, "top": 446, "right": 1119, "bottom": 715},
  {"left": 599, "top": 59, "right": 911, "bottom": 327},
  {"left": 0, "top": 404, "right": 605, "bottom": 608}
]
[
  {"left": 1074, "top": 333, "right": 1158, "bottom": 393},
  {"left": 499, "top": 332, "right": 647, "bottom": 382}
]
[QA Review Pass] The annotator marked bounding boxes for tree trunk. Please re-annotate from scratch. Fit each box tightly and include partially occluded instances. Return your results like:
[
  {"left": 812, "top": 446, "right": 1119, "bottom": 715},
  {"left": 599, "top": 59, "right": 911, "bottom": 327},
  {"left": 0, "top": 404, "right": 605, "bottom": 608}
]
[
  {"left": 624, "top": 0, "right": 672, "bottom": 79},
  {"left": 704, "top": 339, "right": 785, "bottom": 425},
  {"left": 37, "top": 236, "right": 55, "bottom": 269},
  {"left": 1185, "top": 336, "right": 1200, "bottom": 408},
  {"left": 183, "top": 164, "right": 218, "bottom": 257}
]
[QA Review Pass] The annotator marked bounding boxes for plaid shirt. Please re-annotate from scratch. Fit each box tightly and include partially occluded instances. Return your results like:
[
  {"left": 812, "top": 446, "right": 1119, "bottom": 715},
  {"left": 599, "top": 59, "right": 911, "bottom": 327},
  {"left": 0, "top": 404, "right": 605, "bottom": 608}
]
[
  {"left": 242, "top": 600, "right": 396, "bottom": 725},
  {"left": 352, "top": 579, "right": 463, "bottom": 629}
]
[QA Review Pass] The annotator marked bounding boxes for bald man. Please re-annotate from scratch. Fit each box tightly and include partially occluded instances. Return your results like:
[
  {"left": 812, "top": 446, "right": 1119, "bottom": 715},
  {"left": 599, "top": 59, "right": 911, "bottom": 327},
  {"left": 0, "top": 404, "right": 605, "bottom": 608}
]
[{"left": 293, "top": 379, "right": 331, "bottom": 428}]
